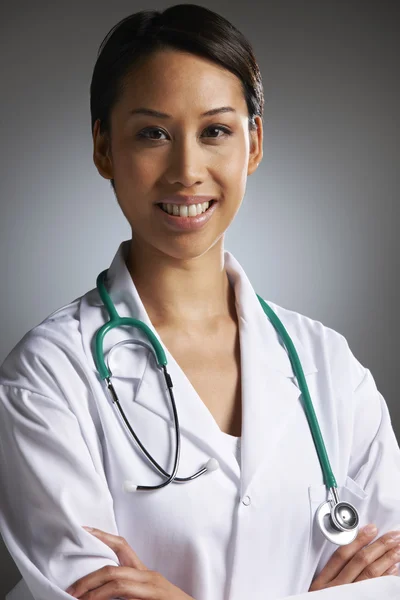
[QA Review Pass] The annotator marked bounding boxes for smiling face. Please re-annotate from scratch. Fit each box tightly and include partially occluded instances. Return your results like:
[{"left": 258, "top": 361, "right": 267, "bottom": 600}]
[{"left": 93, "top": 48, "right": 263, "bottom": 260}]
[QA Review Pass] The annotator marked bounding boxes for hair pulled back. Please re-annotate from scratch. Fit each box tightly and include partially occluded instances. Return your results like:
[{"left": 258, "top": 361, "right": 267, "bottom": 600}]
[{"left": 90, "top": 4, "right": 264, "bottom": 189}]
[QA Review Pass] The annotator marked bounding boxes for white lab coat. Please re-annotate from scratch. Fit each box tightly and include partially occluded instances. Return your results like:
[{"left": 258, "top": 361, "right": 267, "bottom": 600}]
[{"left": 1, "top": 241, "right": 400, "bottom": 600}]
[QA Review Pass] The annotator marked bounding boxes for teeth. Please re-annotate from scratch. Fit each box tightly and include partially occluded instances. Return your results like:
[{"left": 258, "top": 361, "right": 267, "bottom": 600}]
[{"left": 160, "top": 201, "right": 211, "bottom": 217}]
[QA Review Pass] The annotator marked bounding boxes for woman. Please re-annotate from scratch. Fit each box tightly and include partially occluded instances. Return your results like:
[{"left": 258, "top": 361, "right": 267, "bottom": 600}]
[{"left": 1, "top": 5, "right": 400, "bottom": 600}]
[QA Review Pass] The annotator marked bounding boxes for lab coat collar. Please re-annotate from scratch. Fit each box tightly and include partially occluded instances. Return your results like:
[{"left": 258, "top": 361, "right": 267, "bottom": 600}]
[
  {"left": 81, "top": 241, "right": 318, "bottom": 493},
  {"left": 104, "top": 240, "right": 317, "bottom": 378}
]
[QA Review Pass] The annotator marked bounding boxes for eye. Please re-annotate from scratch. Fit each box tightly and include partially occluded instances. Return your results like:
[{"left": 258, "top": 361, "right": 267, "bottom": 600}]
[
  {"left": 136, "top": 128, "right": 167, "bottom": 141},
  {"left": 136, "top": 125, "right": 233, "bottom": 141},
  {"left": 202, "top": 125, "right": 232, "bottom": 138}
]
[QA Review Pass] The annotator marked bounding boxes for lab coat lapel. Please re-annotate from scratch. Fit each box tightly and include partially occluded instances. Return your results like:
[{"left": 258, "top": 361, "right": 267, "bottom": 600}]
[
  {"left": 225, "top": 252, "right": 319, "bottom": 495},
  {"left": 80, "top": 242, "right": 241, "bottom": 482},
  {"left": 80, "top": 243, "right": 318, "bottom": 491},
  {"left": 238, "top": 321, "right": 305, "bottom": 495},
  {"left": 132, "top": 340, "right": 242, "bottom": 481}
]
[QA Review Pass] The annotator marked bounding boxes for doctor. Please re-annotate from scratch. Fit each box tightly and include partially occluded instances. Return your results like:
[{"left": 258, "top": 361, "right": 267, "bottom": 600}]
[{"left": 1, "top": 4, "right": 400, "bottom": 600}]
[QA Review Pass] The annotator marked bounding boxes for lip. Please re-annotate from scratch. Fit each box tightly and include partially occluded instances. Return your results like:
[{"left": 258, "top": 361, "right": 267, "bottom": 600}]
[
  {"left": 156, "top": 195, "right": 215, "bottom": 206},
  {"left": 155, "top": 200, "right": 218, "bottom": 231}
]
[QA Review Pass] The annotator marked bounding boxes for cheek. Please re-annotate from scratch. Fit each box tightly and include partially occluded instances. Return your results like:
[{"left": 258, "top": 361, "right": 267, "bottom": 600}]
[
  {"left": 211, "top": 146, "right": 248, "bottom": 192},
  {"left": 111, "top": 134, "right": 150, "bottom": 177},
  {"left": 113, "top": 148, "right": 149, "bottom": 180},
  {"left": 214, "top": 136, "right": 248, "bottom": 173},
  {"left": 113, "top": 156, "right": 157, "bottom": 213}
]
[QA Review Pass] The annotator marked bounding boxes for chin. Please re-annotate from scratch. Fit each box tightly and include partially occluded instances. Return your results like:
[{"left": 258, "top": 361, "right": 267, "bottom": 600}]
[{"left": 152, "top": 237, "right": 223, "bottom": 262}]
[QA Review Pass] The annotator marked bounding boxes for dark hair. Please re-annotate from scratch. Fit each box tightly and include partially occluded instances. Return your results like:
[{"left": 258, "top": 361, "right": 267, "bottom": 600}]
[{"left": 90, "top": 4, "right": 264, "bottom": 191}]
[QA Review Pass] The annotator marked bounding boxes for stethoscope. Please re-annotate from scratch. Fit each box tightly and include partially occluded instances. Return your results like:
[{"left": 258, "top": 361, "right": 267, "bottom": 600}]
[{"left": 94, "top": 269, "right": 360, "bottom": 546}]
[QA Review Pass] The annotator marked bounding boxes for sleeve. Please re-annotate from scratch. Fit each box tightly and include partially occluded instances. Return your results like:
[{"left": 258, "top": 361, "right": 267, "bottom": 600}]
[
  {"left": 0, "top": 382, "right": 120, "bottom": 600},
  {"left": 280, "top": 352, "right": 400, "bottom": 597},
  {"left": 348, "top": 367, "right": 400, "bottom": 533},
  {"left": 278, "top": 576, "right": 400, "bottom": 598},
  {"left": 312, "top": 351, "right": 400, "bottom": 582}
]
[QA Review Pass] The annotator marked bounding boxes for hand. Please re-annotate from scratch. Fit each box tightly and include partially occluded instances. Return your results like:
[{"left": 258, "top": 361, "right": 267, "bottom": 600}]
[
  {"left": 66, "top": 527, "right": 195, "bottom": 600},
  {"left": 309, "top": 524, "right": 400, "bottom": 591}
]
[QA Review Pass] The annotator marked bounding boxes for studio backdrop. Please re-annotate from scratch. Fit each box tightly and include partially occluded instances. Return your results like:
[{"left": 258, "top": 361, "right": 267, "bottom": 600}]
[{"left": 0, "top": 1, "right": 398, "bottom": 597}]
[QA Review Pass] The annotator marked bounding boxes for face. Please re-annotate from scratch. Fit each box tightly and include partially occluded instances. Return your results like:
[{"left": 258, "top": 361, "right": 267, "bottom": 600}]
[{"left": 93, "top": 49, "right": 263, "bottom": 260}]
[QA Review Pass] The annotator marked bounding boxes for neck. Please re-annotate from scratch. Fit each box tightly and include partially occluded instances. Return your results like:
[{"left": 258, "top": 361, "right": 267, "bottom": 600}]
[{"left": 126, "top": 237, "right": 236, "bottom": 332}]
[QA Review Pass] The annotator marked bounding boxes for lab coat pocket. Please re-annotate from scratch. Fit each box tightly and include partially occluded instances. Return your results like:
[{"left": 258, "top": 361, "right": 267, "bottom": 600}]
[
  {"left": 340, "top": 475, "right": 368, "bottom": 503},
  {"left": 338, "top": 476, "right": 369, "bottom": 535},
  {"left": 308, "top": 477, "right": 368, "bottom": 546},
  {"left": 305, "top": 477, "right": 369, "bottom": 588}
]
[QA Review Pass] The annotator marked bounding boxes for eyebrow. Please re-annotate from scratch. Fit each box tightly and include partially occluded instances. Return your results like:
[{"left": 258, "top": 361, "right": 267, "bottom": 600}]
[{"left": 128, "top": 106, "right": 237, "bottom": 119}]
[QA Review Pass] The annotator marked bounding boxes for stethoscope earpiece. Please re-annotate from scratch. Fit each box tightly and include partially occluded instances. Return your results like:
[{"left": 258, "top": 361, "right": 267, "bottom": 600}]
[
  {"left": 124, "top": 480, "right": 138, "bottom": 493},
  {"left": 205, "top": 458, "right": 220, "bottom": 472}
]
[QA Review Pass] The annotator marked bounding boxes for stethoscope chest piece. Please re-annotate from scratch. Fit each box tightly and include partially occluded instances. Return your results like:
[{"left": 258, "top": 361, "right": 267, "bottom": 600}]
[{"left": 316, "top": 500, "right": 359, "bottom": 545}]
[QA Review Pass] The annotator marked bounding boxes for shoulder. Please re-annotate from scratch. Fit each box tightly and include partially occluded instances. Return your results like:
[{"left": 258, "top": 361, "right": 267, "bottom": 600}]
[
  {"left": 0, "top": 289, "right": 96, "bottom": 395},
  {"left": 265, "top": 299, "right": 366, "bottom": 391},
  {"left": 265, "top": 300, "right": 385, "bottom": 458}
]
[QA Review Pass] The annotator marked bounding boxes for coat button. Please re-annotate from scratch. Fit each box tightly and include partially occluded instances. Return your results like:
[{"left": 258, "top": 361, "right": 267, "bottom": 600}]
[{"left": 242, "top": 495, "right": 251, "bottom": 506}]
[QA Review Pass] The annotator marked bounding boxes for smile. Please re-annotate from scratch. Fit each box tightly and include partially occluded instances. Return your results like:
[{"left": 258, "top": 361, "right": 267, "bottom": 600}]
[{"left": 158, "top": 201, "right": 214, "bottom": 218}]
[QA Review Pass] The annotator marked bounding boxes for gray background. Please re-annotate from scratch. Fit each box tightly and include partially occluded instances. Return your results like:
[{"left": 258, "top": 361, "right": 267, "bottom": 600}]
[{"left": 0, "top": 0, "right": 399, "bottom": 597}]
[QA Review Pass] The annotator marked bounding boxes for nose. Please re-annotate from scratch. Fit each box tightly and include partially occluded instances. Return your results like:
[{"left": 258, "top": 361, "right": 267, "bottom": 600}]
[{"left": 163, "top": 136, "right": 206, "bottom": 188}]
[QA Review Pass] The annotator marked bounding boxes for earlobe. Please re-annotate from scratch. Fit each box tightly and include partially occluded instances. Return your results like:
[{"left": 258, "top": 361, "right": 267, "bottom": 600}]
[
  {"left": 247, "top": 117, "right": 263, "bottom": 175},
  {"left": 93, "top": 119, "right": 114, "bottom": 180},
  {"left": 248, "top": 150, "right": 263, "bottom": 176},
  {"left": 247, "top": 159, "right": 261, "bottom": 176}
]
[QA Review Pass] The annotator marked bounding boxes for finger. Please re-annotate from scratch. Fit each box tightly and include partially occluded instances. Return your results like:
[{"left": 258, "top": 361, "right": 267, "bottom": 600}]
[
  {"left": 67, "top": 565, "right": 152, "bottom": 599},
  {"left": 311, "top": 524, "right": 379, "bottom": 587},
  {"left": 384, "top": 565, "right": 399, "bottom": 576},
  {"left": 354, "top": 545, "right": 400, "bottom": 582},
  {"left": 78, "top": 579, "right": 153, "bottom": 600},
  {"left": 334, "top": 532, "right": 400, "bottom": 585},
  {"left": 82, "top": 527, "right": 148, "bottom": 570}
]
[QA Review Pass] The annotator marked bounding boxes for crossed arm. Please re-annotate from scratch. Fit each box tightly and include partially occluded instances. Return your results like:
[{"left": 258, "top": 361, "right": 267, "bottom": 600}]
[{"left": 63, "top": 524, "right": 400, "bottom": 599}]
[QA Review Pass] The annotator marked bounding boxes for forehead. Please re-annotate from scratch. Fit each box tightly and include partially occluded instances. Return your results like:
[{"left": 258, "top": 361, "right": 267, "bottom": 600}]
[{"left": 115, "top": 49, "right": 247, "bottom": 117}]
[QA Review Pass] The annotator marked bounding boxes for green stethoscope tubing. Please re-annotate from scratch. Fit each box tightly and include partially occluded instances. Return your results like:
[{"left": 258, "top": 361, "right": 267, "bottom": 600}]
[
  {"left": 94, "top": 269, "right": 337, "bottom": 491},
  {"left": 256, "top": 294, "right": 337, "bottom": 490},
  {"left": 95, "top": 270, "right": 168, "bottom": 373}
]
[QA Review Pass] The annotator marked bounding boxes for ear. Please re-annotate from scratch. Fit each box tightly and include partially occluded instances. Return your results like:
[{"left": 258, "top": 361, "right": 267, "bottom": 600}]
[
  {"left": 92, "top": 119, "right": 114, "bottom": 180},
  {"left": 247, "top": 116, "right": 263, "bottom": 176}
]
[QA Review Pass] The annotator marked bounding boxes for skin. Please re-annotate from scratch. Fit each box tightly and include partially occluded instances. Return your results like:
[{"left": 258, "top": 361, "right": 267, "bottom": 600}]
[
  {"left": 309, "top": 525, "right": 400, "bottom": 590},
  {"left": 80, "top": 50, "right": 400, "bottom": 598},
  {"left": 93, "top": 48, "right": 263, "bottom": 335},
  {"left": 65, "top": 526, "right": 400, "bottom": 598},
  {"left": 66, "top": 527, "right": 194, "bottom": 600}
]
